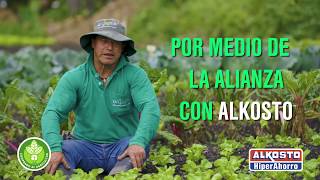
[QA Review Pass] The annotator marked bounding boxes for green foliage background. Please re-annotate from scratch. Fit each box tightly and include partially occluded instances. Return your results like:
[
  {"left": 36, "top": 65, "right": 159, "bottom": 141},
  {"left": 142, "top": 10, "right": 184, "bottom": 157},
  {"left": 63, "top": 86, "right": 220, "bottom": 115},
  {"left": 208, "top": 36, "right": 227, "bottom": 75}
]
[{"left": 129, "top": 0, "right": 320, "bottom": 44}]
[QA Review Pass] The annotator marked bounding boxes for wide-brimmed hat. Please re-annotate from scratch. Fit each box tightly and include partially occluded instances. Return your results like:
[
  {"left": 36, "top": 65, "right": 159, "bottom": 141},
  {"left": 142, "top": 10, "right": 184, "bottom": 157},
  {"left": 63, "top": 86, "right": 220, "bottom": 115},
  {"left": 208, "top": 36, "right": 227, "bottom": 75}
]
[{"left": 80, "top": 19, "right": 136, "bottom": 56}]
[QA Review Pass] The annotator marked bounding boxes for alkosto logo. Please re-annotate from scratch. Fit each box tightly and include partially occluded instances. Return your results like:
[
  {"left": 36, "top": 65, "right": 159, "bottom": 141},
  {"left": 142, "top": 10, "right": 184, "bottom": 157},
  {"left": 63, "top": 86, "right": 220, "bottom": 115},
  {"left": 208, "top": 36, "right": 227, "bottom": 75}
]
[
  {"left": 17, "top": 137, "right": 51, "bottom": 171},
  {"left": 249, "top": 148, "right": 303, "bottom": 171}
]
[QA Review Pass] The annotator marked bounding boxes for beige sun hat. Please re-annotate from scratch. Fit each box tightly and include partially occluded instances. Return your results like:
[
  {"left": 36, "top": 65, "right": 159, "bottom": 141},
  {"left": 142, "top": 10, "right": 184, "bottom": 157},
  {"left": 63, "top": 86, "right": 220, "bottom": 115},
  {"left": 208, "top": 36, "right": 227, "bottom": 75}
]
[{"left": 80, "top": 19, "right": 136, "bottom": 56}]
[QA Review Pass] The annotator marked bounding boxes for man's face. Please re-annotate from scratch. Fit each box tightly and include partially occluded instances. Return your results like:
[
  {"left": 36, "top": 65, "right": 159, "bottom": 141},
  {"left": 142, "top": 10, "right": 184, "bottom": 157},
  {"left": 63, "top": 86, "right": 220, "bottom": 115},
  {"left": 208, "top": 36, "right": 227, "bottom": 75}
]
[{"left": 92, "top": 35, "right": 124, "bottom": 66}]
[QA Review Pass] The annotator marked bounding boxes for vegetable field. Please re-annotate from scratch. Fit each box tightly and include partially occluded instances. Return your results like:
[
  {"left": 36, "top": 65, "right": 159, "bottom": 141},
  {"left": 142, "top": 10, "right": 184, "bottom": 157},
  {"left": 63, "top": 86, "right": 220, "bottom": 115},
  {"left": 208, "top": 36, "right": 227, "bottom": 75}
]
[{"left": 0, "top": 46, "right": 319, "bottom": 180}]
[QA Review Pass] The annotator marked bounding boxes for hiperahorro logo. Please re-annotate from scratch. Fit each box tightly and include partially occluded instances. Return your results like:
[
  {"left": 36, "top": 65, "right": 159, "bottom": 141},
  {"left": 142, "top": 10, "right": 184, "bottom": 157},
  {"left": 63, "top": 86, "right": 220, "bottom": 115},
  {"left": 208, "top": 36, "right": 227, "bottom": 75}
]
[{"left": 249, "top": 148, "right": 303, "bottom": 171}]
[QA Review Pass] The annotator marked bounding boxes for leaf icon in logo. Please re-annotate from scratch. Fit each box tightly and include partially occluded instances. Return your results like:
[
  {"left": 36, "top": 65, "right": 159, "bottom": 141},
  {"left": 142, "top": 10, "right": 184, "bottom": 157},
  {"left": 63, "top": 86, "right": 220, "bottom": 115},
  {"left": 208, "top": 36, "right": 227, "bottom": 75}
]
[{"left": 26, "top": 140, "right": 43, "bottom": 161}]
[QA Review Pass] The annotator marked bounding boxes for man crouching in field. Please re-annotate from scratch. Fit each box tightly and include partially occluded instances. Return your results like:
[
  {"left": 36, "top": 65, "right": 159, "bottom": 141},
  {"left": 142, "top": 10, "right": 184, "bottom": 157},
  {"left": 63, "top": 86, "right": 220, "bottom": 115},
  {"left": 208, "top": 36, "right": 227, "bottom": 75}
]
[{"left": 41, "top": 19, "right": 160, "bottom": 176}]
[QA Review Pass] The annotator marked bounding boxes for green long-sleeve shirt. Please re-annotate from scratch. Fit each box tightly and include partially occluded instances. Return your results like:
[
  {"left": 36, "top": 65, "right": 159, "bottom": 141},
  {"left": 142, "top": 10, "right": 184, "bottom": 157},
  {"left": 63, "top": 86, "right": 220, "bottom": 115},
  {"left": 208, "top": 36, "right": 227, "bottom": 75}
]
[{"left": 41, "top": 52, "right": 160, "bottom": 152}]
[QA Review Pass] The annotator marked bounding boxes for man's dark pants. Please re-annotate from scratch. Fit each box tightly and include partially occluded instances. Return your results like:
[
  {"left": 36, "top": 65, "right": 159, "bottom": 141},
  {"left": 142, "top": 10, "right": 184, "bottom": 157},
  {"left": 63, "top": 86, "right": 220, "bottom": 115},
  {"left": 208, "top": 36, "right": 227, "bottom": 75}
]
[{"left": 58, "top": 136, "right": 149, "bottom": 176}]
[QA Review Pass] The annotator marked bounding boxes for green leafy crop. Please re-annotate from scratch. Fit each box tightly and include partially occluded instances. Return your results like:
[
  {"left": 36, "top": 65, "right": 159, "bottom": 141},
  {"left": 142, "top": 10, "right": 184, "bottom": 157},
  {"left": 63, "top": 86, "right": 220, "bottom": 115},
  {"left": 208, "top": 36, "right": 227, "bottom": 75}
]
[
  {"left": 70, "top": 168, "right": 104, "bottom": 180},
  {"left": 104, "top": 168, "right": 140, "bottom": 180},
  {"left": 275, "top": 135, "right": 301, "bottom": 148},
  {"left": 149, "top": 146, "right": 175, "bottom": 166},
  {"left": 214, "top": 156, "right": 244, "bottom": 180},
  {"left": 310, "top": 134, "right": 320, "bottom": 146},
  {"left": 245, "top": 135, "right": 273, "bottom": 148},
  {"left": 182, "top": 159, "right": 212, "bottom": 174},
  {"left": 0, "top": 158, "right": 32, "bottom": 180},
  {"left": 183, "top": 144, "right": 206, "bottom": 162},
  {"left": 34, "top": 170, "right": 66, "bottom": 180},
  {"left": 140, "top": 166, "right": 181, "bottom": 180},
  {"left": 219, "top": 139, "right": 244, "bottom": 157}
]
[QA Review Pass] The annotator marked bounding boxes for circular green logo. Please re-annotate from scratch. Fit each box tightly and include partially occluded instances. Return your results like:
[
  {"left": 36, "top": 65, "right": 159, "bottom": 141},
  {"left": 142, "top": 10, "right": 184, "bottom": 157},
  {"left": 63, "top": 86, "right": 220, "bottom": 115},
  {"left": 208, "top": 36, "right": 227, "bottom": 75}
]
[{"left": 17, "top": 137, "right": 51, "bottom": 171}]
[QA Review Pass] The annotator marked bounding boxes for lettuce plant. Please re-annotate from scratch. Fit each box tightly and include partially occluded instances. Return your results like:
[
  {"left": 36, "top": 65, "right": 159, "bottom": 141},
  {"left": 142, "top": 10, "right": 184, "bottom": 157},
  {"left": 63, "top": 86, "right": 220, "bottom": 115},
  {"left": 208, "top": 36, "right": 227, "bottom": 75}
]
[
  {"left": 182, "top": 159, "right": 212, "bottom": 174},
  {"left": 34, "top": 170, "right": 66, "bottom": 180},
  {"left": 0, "top": 159, "right": 32, "bottom": 180},
  {"left": 104, "top": 168, "right": 140, "bottom": 180},
  {"left": 149, "top": 146, "right": 175, "bottom": 166},
  {"left": 311, "top": 134, "right": 320, "bottom": 146},
  {"left": 140, "top": 166, "right": 181, "bottom": 180},
  {"left": 183, "top": 144, "right": 206, "bottom": 162},
  {"left": 219, "top": 139, "right": 244, "bottom": 157},
  {"left": 245, "top": 135, "right": 272, "bottom": 148},
  {"left": 275, "top": 135, "right": 301, "bottom": 148},
  {"left": 70, "top": 168, "right": 104, "bottom": 180},
  {"left": 213, "top": 156, "right": 244, "bottom": 179}
]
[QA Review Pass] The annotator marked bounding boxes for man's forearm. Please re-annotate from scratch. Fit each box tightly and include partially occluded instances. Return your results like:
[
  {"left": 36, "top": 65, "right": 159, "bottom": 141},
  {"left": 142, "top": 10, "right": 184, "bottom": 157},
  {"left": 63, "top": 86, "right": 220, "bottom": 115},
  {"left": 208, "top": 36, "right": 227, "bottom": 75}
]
[
  {"left": 129, "top": 99, "right": 161, "bottom": 148},
  {"left": 41, "top": 109, "right": 64, "bottom": 152}
]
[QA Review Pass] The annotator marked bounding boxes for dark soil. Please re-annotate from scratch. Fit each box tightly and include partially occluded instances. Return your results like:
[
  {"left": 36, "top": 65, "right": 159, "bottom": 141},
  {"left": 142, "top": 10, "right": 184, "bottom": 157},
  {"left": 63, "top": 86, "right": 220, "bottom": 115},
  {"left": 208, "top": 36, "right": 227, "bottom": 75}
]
[
  {"left": 140, "top": 153, "right": 188, "bottom": 177},
  {"left": 237, "top": 123, "right": 259, "bottom": 137},
  {"left": 204, "top": 145, "right": 220, "bottom": 162},
  {"left": 140, "top": 162, "right": 157, "bottom": 174},
  {"left": 302, "top": 143, "right": 320, "bottom": 160},
  {"left": 172, "top": 153, "right": 186, "bottom": 178},
  {"left": 235, "top": 144, "right": 252, "bottom": 159},
  {"left": 307, "top": 119, "right": 320, "bottom": 132},
  {"left": 235, "top": 144, "right": 252, "bottom": 169}
]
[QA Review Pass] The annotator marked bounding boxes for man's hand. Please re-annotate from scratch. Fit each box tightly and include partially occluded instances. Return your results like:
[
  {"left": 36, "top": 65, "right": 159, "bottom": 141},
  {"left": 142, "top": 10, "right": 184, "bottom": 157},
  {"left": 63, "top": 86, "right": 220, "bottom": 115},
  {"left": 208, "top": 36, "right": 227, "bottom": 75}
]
[
  {"left": 45, "top": 152, "right": 70, "bottom": 175},
  {"left": 117, "top": 145, "right": 145, "bottom": 168}
]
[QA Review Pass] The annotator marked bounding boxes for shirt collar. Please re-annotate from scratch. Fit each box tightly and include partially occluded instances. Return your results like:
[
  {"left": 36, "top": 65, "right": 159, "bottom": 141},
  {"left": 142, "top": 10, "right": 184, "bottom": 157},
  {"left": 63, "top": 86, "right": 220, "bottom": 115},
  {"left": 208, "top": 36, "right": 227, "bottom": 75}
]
[{"left": 88, "top": 50, "right": 129, "bottom": 78}]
